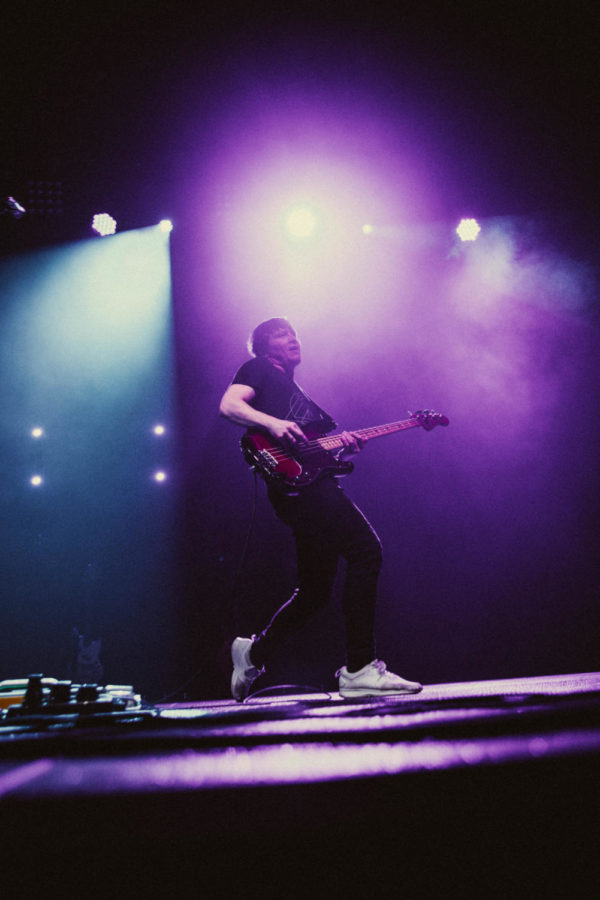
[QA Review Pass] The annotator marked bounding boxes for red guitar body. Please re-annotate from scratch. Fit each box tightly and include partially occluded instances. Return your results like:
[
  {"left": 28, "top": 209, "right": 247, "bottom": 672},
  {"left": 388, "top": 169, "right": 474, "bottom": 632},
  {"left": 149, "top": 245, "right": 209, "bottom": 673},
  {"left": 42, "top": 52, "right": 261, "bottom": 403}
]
[
  {"left": 240, "top": 410, "right": 448, "bottom": 494},
  {"left": 241, "top": 428, "right": 354, "bottom": 492}
]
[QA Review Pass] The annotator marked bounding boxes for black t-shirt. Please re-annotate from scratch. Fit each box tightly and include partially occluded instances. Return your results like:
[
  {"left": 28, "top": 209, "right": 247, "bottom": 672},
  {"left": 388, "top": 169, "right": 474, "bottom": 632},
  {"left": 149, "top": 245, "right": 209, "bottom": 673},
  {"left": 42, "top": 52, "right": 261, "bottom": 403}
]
[{"left": 232, "top": 357, "right": 335, "bottom": 434}]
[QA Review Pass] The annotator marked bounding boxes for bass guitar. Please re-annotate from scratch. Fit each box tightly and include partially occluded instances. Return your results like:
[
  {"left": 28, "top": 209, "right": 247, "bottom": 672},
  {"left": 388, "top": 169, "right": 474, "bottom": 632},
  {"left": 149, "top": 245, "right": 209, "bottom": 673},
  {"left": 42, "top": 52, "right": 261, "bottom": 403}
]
[{"left": 241, "top": 409, "right": 449, "bottom": 493}]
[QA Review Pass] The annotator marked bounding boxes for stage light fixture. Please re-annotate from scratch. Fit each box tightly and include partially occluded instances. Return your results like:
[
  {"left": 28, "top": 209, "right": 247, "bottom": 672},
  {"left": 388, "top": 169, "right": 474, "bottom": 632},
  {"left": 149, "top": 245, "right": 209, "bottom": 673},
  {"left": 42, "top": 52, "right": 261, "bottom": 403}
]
[
  {"left": 158, "top": 220, "right": 173, "bottom": 233},
  {"left": 152, "top": 424, "right": 166, "bottom": 436},
  {"left": 30, "top": 475, "right": 43, "bottom": 487},
  {"left": 153, "top": 470, "right": 167, "bottom": 482},
  {"left": 1, "top": 196, "right": 26, "bottom": 218},
  {"left": 91, "top": 213, "right": 117, "bottom": 237},
  {"left": 31, "top": 427, "right": 44, "bottom": 438},
  {"left": 285, "top": 205, "right": 317, "bottom": 239},
  {"left": 456, "top": 218, "right": 481, "bottom": 242}
]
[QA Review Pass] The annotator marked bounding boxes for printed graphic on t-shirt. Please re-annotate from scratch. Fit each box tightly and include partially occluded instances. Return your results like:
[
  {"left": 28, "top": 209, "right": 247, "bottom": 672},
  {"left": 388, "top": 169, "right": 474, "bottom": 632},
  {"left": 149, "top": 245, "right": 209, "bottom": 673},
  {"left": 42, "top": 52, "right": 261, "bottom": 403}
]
[{"left": 288, "top": 390, "right": 318, "bottom": 425}]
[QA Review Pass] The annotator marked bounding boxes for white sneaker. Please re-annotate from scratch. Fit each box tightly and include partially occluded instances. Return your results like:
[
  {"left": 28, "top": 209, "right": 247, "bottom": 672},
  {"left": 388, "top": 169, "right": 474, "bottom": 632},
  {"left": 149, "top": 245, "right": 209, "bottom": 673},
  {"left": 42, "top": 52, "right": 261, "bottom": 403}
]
[
  {"left": 231, "top": 636, "right": 264, "bottom": 702},
  {"left": 336, "top": 659, "right": 422, "bottom": 698}
]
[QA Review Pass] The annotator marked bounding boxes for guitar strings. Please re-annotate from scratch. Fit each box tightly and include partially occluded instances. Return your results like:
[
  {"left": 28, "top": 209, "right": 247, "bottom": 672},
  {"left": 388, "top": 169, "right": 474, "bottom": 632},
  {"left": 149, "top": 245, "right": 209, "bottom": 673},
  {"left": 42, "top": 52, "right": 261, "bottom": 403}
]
[
  {"left": 251, "top": 415, "right": 444, "bottom": 466},
  {"left": 265, "top": 421, "right": 419, "bottom": 461}
]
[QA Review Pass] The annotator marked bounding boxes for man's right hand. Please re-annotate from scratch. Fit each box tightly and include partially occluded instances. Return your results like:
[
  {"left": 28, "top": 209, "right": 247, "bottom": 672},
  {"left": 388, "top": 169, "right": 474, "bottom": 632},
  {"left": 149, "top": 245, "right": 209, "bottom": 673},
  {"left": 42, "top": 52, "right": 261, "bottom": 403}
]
[{"left": 268, "top": 419, "right": 307, "bottom": 445}]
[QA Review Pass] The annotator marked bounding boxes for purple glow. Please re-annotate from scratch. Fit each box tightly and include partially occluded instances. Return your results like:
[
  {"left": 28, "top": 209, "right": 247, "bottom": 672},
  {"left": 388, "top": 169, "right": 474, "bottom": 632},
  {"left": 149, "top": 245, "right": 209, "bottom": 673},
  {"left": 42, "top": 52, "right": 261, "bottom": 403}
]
[
  {"left": 456, "top": 218, "right": 481, "bottom": 241},
  {"left": 185, "top": 75, "right": 597, "bottom": 670},
  {"left": 91, "top": 213, "right": 117, "bottom": 236},
  {"left": 7, "top": 729, "right": 600, "bottom": 796},
  {"left": 0, "top": 759, "right": 54, "bottom": 797},
  {"left": 198, "top": 87, "right": 436, "bottom": 327}
]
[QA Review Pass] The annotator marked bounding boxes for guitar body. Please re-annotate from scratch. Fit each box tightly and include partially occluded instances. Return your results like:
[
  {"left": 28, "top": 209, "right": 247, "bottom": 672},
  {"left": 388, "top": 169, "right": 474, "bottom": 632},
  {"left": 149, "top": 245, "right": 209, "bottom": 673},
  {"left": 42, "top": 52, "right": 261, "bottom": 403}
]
[
  {"left": 241, "top": 429, "right": 354, "bottom": 492},
  {"left": 240, "top": 410, "right": 448, "bottom": 492}
]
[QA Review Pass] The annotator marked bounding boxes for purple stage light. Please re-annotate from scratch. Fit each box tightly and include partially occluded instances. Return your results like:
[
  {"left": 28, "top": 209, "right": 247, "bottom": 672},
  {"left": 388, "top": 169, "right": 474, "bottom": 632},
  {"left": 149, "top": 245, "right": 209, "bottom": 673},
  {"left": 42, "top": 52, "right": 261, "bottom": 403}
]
[
  {"left": 198, "top": 86, "right": 436, "bottom": 326},
  {"left": 91, "top": 213, "right": 117, "bottom": 237},
  {"left": 456, "top": 218, "right": 481, "bottom": 241},
  {"left": 284, "top": 205, "right": 317, "bottom": 239}
]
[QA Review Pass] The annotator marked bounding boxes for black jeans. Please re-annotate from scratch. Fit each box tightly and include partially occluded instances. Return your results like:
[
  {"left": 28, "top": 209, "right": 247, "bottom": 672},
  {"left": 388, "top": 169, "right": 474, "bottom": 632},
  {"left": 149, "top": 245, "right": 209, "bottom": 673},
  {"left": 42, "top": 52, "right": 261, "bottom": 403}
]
[{"left": 252, "top": 477, "right": 382, "bottom": 672}]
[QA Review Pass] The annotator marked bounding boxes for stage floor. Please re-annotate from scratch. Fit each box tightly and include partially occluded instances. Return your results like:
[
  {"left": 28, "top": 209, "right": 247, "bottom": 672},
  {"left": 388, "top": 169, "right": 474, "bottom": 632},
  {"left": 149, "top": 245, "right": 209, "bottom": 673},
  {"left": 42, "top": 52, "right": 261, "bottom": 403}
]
[
  {"left": 1, "top": 671, "right": 600, "bottom": 796},
  {"left": 1, "top": 672, "right": 599, "bottom": 894}
]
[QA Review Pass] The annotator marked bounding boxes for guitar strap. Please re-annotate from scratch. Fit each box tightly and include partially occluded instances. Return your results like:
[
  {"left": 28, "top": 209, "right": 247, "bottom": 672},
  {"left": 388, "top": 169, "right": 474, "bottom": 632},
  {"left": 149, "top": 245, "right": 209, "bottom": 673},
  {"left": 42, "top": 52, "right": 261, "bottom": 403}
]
[{"left": 295, "top": 383, "right": 337, "bottom": 435}]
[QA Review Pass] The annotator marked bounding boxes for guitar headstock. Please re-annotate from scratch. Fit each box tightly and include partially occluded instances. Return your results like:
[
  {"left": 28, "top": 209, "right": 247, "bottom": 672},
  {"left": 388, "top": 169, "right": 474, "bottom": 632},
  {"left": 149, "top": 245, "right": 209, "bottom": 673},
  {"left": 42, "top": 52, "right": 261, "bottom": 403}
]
[{"left": 409, "top": 409, "right": 450, "bottom": 431}]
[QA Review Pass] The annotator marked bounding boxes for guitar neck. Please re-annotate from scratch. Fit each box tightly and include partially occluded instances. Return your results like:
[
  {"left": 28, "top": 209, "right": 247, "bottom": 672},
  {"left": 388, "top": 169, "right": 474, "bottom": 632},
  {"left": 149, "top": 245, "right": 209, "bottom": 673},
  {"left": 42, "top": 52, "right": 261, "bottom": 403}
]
[{"left": 317, "top": 418, "right": 420, "bottom": 451}]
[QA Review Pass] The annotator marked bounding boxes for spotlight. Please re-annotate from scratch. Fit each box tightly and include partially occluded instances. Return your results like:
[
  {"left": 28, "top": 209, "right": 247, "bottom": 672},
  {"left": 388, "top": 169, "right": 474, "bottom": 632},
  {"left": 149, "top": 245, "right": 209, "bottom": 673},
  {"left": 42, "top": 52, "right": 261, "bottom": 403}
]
[
  {"left": 31, "top": 427, "right": 44, "bottom": 438},
  {"left": 158, "top": 220, "right": 173, "bottom": 233},
  {"left": 1, "top": 196, "right": 26, "bottom": 218},
  {"left": 285, "top": 205, "right": 317, "bottom": 239},
  {"left": 30, "top": 475, "right": 43, "bottom": 487},
  {"left": 153, "top": 471, "right": 167, "bottom": 482},
  {"left": 456, "top": 218, "right": 481, "bottom": 242},
  {"left": 152, "top": 424, "right": 166, "bottom": 436},
  {"left": 92, "top": 213, "right": 117, "bottom": 237}
]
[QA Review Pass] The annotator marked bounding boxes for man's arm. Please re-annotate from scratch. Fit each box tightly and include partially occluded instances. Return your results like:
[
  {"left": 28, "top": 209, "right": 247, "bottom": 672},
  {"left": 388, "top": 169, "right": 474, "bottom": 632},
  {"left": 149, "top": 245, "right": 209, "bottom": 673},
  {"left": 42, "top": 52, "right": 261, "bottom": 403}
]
[{"left": 219, "top": 383, "right": 307, "bottom": 443}]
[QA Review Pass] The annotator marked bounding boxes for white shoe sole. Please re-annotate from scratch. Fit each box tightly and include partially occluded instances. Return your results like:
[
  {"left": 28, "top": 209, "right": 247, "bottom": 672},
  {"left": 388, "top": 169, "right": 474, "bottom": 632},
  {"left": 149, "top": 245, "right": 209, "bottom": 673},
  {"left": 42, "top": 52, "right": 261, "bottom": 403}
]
[{"left": 339, "top": 685, "right": 423, "bottom": 698}]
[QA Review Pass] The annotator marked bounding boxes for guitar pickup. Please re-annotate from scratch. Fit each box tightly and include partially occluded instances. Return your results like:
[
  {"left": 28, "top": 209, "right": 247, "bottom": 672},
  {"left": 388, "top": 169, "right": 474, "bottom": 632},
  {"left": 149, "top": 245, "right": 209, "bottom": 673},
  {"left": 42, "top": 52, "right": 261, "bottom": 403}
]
[{"left": 259, "top": 449, "right": 278, "bottom": 469}]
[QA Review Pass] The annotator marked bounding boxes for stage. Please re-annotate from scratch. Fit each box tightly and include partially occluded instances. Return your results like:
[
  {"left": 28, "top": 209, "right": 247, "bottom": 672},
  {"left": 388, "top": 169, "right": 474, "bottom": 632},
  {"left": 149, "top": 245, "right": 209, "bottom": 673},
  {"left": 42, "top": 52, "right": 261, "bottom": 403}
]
[{"left": 1, "top": 671, "right": 599, "bottom": 895}]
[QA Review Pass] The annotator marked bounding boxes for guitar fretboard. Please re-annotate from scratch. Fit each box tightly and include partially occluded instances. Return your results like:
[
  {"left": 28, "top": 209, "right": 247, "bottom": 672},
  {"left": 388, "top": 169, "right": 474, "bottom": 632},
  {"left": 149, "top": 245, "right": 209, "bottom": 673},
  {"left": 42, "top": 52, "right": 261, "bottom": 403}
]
[{"left": 316, "top": 418, "right": 419, "bottom": 451}]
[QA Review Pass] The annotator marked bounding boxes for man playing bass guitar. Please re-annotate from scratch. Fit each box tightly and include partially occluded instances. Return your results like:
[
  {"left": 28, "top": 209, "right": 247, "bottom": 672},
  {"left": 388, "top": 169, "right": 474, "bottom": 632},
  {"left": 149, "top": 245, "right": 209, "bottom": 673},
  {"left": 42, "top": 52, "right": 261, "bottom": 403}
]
[{"left": 220, "top": 317, "right": 430, "bottom": 701}]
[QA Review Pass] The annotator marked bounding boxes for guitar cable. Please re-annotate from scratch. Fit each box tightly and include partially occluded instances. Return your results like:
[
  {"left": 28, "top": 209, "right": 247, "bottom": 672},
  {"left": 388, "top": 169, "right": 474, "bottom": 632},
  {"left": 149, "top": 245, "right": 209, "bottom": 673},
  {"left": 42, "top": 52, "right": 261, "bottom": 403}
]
[
  {"left": 156, "top": 469, "right": 260, "bottom": 705},
  {"left": 159, "top": 466, "right": 342, "bottom": 705},
  {"left": 229, "top": 467, "right": 260, "bottom": 637}
]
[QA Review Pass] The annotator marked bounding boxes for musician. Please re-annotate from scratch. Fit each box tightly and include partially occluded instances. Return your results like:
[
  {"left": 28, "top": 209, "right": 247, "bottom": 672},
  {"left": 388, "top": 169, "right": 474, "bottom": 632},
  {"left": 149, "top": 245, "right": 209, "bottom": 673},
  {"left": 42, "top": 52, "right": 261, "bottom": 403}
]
[{"left": 219, "top": 317, "right": 422, "bottom": 700}]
